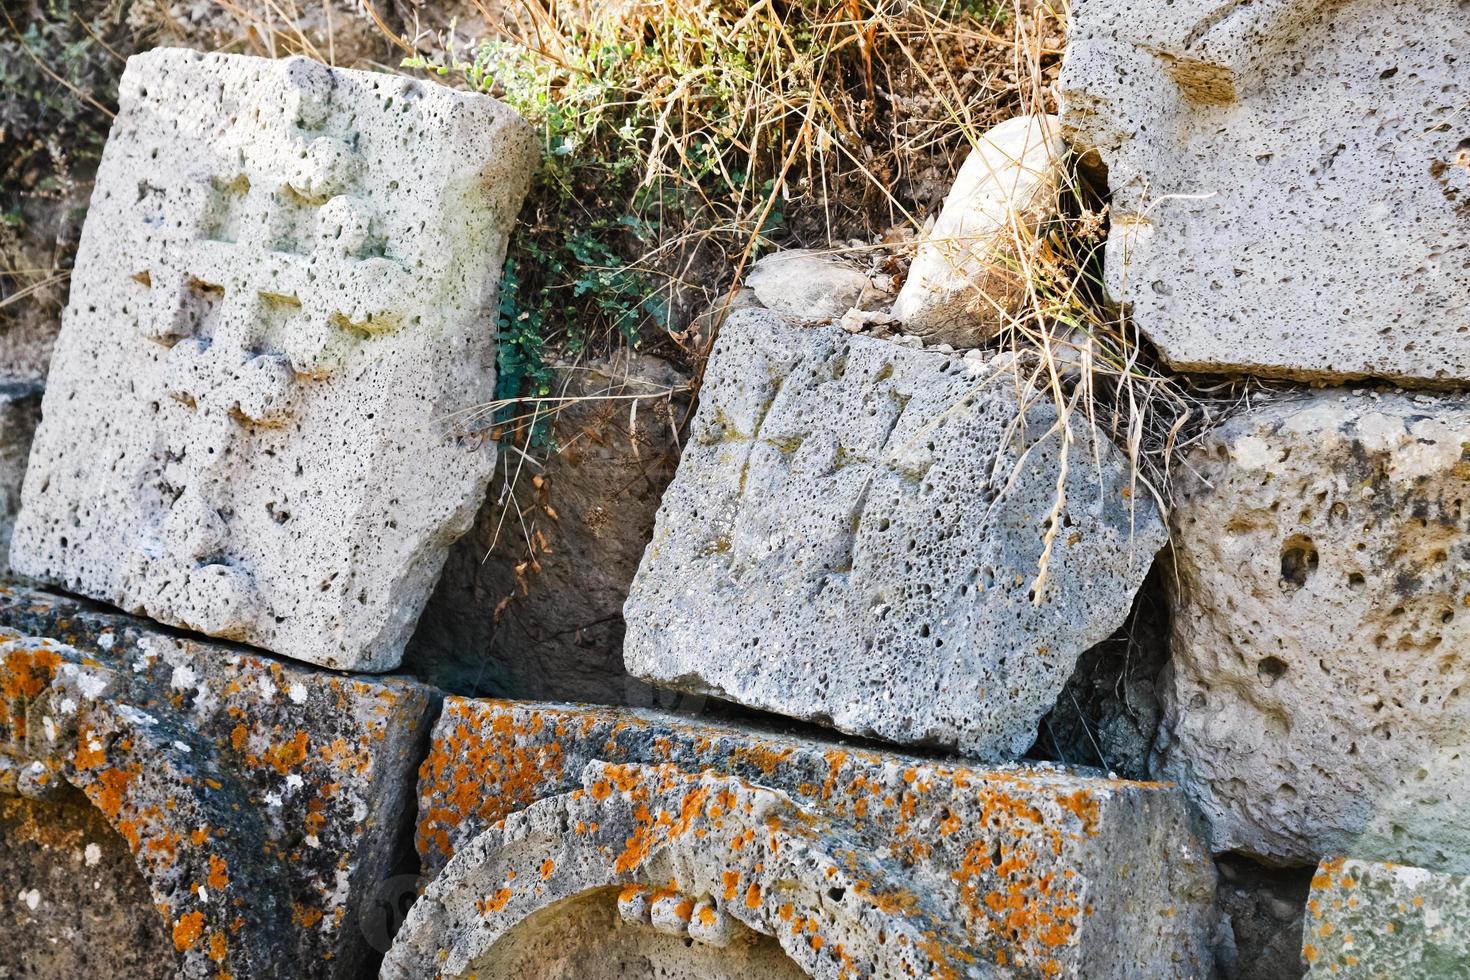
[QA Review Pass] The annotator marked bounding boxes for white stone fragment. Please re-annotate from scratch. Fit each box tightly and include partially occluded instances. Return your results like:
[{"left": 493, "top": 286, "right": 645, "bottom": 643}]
[
  {"left": 744, "top": 249, "right": 875, "bottom": 319},
  {"left": 1159, "top": 390, "right": 1470, "bottom": 872},
  {"left": 623, "top": 309, "right": 1165, "bottom": 759},
  {"left": 891, "top": 114, "right": 1065, "bottom": 349},
  {"left": 9, "top": 49, "right": 537, "bottom": 669},
  {"left": 1060, "top": 0, "right": 1470, "bottom": 383}
]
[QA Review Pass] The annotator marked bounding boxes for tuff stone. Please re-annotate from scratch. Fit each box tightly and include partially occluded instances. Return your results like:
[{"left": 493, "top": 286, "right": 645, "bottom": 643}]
[
  {"left": 1060, "top": 0, "right": 1470, "bottom": 384},
  {"left": 0, "top": 585, "right": 437, "bottom": 977},
  {"left": 891, "top": 114, "right": 1065, "bottom": 349},
  {"left": 623, "top": 309, "right": 1165, "bottom": 759},
  {"left": 9, "top": 49, "right": 537, "bottom": 670},
  {"left": 1302, "top": 857, "right": 1470, "bottom": 977},
  {"left": 407, "top": 353, "right": 690, "bottom": 702},
  {"left": 400, "top": 698, "right": 1218, "bottom": 978},
  {"left": 1158, "top": 390, "right": 1470, "bottom": 872}
]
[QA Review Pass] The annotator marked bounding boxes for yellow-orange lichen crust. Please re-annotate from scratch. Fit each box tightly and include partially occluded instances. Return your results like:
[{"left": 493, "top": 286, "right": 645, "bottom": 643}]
[
  {"left": 0, "top": 585, "right": 437, "bottom": 978},
  {"left": 386, "top": 761, "right": 976, "bottom": 979},
  {"left": 412, "top": 699, "right": 1217, "bottom": 977}
]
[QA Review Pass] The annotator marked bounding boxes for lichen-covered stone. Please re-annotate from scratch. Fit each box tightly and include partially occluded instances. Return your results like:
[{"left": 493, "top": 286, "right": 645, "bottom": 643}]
[
  {"left": 891, "top": 114, "right": 1064, "bottom": 349},
  {"left": 623, "top": 309, "right": 1165, "bottom": 758},
  {"left": 1060, "top": 0, "right": 1470, "bottom": 384},
  {"left": 9, "top": 49, "right": 537, "bottom": 670},
  {"left": 1302, "top": 857, "right": 1470, "bottom": 977},
  {"left": 408, "top": 353, "right": 690, "bottom": 703},
  {"left": 0, "top": 585, "right": 437, "bottom": 977},
  {"left": 403, "top": 698, "right": 1217, "bottom": 978},
  {"left": 1158, "top": 390, "right": 1470, "bottom": 872}
]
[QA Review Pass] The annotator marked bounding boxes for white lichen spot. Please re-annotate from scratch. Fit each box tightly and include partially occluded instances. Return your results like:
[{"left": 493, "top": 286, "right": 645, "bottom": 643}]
[
  {"left": 288, "top": 681, "right": 308, "bottom": 704},
  {"left": 97, "top": 631, "right": 116, "bottom": 650},
  {"left": 84, "top": 843, "right": 102, "bottom": 867},
  {"left": 170, "top": 664, "right": 198, "bottom": 691},
  {"left": 19, "top": 888, "right": 41, "bottom": 911}
]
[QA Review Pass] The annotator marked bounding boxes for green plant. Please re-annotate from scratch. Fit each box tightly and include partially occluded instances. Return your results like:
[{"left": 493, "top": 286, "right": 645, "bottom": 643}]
[{"left": 405, "top": 0, "right": 1051, "bottom": 411}]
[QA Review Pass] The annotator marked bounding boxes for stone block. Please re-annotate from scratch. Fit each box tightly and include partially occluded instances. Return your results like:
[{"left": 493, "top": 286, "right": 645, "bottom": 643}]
[
  {"left": 407, "top": 353, "right": 690, "bottom": 703},
  {"left": 623, "top": 309, "right": 1165, "bottom": 759},
  {"left": 1158, "top": 390, "right": 1470, "bottom": 871},
  {"left": 9, "top": 49, "right": 537, "bottom": 670},
  {"left": 1060, "top": 0, "right": 1470, "bottom": 384},
  {"left": 392, "top": 698, "right": 1217, "bottom": 978},
  {"left": 0, "top": 585, "right": 437, "bottom": 977},
  {"left": 1302, "top": 857, "right": 1470, "bottom": 977},
  {"left": 891, "top": 114, "right": 1065, "bottom": 350}
]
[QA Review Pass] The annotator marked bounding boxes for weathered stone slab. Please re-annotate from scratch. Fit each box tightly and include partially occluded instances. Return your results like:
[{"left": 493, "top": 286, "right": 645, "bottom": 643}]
[
  {"left": 0, "top": 585, "right": 436, "bottom": 977},
  {"left": 1060, "top": 0, "right": 1470, "bottom": 384},
  {"left": 746, "top": 248, "right": 878, "bottom": 320},
  {"left": 1303, "top": 858, "right": 1470, "bottom": 977},
  {"left": 397, "top": 698, "right": 1217, "bottom": 978},
  {"left": 1158, "top": 390, "right": 1470, "bottom": 872},
  {"left": 9, "top": 49, "right": 537, "bottom": 670},
  {"left": 623, "top": 309, "right": 1165, "bottom": 758},
  {"left": 892, "top": 114, "right": 1065, "bottom": 350}
]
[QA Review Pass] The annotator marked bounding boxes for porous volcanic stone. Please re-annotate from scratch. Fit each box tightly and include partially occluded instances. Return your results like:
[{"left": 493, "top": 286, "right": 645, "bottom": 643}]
[
  {"left": 1060, "top": 0, "right": 1470, "bottom": 384},
  {"left": 9, "top": 49, "right": 537, "bottom": 670},
  {"left": 623, "top": 309, "right": 1165, "bottom": 758},
  {"left": 399, "top": 698, "right": 1217, "bottom": 978},
  {"left": 0, "top": 585, "right": 437, "bottom": 977},
  {"left": 1302, "top": 857, "right": 1470, "bottom": 977},
  {"left": 891, "top": 114, "right": 1065, "bottom": 349},
  {"left": 1158, "top": 390, "right": 1470, "bottom": 872}
]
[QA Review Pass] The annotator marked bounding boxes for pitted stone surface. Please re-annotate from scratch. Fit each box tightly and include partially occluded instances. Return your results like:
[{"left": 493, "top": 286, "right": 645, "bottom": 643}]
[
  {"left": 0, "top": 585, "right": 437, "bottom": 977},
  {"left": 1060, "top": 0, "right": 1470, "bottom": 384},
  {"left": 623, "top": 309, "right": 1165, "bottom": 758},
  {"left": 891, "top": 114, "right": 1064, "bottom": 349},
  {"left": 1158, "top": 391, "right": 1470, "bottom": 872},
  {"left": 1302, "top": 857, "right": 1470, "bottom": 977},
  {"left": 9, "top": 49, "right": 537, "bottom": 669},
  {"left": 409, "top": 698, "right": 1217, "bottom": 978}
]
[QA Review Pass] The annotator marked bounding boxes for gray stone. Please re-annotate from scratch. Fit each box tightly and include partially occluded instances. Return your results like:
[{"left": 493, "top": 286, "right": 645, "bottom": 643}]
[
  {"left": 744, "top": 249, "right": 876, "bottom": 319},
  {"left": 406, "top": 353, "right": 690, "bottom": 702},
  {"left": 623, "top": 309, "right": 1166, "bottom": 759},
  {"left": 891, "top": 114, "right": 1065, "bottom": 350},
  {"left": 0, "top": 585, "right": 437, "bottom": 977},
  {"left": 0, "top": 382, "right": 41, "bottom": 576},
  {"left": 1158, "top": 390, "right": 1470, "bottom": 872},
  {"left": 1060, "top": 0, "right": 1470, "bottom": 384},
  {"left": 400, "top": 698, "right": 1217, "bottom": 978},
  {"left": 9, "top": 49, "right": 537, "bottom": 670},
  {"left": 1303, "top": 857, "right": 1470, "bottom": 977}
]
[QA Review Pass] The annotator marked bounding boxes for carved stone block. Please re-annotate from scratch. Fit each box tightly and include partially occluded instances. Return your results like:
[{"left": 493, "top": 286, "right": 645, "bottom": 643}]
[
  {"left": 0, "top": 585, "right": 437, "bottom": 977},
  {"left": 623, "top": 310, "right": 1165, "bottom": 759},
  {"left": 389, "top": 698, "right": 1217, "bottom": 978},
  {"left": 9, "top": 49, "right": 537, "bottom": 669}
]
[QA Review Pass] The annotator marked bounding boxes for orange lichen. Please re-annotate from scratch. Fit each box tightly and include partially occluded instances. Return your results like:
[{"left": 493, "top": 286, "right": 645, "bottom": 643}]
[
  {"left": 173, "top": 911, "right": 206, "bottom": 952},
  {"left": 207, "top": 854, "right": 230, "bottom": 890}
]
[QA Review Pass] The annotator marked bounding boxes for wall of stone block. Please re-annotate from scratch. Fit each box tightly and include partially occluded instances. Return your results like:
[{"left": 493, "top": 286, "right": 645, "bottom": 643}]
[{"left": 2, "top": 3, "right": 1468, "bottom": 976}]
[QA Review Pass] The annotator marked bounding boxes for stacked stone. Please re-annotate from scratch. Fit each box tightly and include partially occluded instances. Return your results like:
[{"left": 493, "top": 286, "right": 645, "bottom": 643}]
[
  {"left": 1061, "top": 0, "right": 1470, "bottom": 974},
  {"left": 0, "top": 48, "right": 538, "bottom": 977}
]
